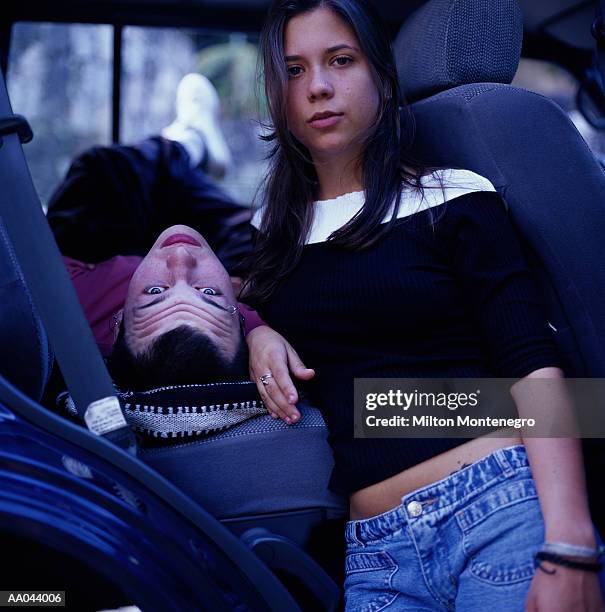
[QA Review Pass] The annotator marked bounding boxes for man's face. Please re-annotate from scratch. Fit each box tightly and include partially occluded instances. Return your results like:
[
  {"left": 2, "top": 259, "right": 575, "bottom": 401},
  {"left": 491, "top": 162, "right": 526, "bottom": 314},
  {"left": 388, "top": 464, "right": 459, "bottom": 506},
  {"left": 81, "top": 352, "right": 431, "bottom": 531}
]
[{"left": 123, "top": 225, "right": 241, "bottom": 360}]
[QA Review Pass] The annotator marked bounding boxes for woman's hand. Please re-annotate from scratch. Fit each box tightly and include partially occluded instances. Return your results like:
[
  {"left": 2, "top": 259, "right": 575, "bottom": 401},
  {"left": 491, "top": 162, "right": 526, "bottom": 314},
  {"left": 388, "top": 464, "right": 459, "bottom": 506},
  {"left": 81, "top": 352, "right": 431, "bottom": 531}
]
[
  {"left": 246, "top": 325, "right": 315, "bottom": 424},
  {"left": 526, "top": 564, "right": 604, "bottom": 611}
]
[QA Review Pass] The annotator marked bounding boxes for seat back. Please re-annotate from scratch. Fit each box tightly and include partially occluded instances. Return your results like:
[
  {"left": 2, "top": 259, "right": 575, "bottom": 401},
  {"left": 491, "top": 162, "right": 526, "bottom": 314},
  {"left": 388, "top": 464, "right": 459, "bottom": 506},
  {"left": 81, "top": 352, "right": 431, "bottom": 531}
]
[
  {"left": 396, "top": 0, "right": 605, "bottom": 528},
  {"left": 397, "top": 0, "right": 605, "bottom": 377},
  {"left": 140, "top": 402, "right": 348, "bottom": 596},
  {"left": 140, "top": 403, "right": 347, "bottom": 520},
  {"left": 0, "top": 218, "right": 52, "bottom": 400}
]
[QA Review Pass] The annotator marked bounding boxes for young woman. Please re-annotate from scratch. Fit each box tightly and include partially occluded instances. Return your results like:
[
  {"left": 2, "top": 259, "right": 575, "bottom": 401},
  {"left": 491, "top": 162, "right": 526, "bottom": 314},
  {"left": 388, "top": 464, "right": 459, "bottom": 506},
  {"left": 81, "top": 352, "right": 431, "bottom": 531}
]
[{"left": 243, "top": 0, "right": 605, "bottom": 609}]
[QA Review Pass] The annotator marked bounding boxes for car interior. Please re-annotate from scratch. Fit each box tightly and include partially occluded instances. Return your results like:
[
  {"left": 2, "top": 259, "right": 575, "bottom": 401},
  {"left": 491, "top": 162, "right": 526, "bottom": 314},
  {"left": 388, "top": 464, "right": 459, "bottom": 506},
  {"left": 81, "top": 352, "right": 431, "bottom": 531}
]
[{"left": 1, "top": 0, "right": 605, "bottom": 610}]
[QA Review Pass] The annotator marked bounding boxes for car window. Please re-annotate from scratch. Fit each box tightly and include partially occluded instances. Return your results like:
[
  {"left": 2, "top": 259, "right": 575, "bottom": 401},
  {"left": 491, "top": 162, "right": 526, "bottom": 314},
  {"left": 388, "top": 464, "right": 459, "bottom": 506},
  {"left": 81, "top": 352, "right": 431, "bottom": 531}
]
[
  {"left": 121, "top": 26, "right": 268, "bottom": 205},
  {"left": 7, "top": 22, "right": 268, "bottom": 209},
  {"left": 7, "top": 22, "right": 113, "bottom": 208},
  {"left": 513, "top": 57, "right": 605, "bottom": 163}
]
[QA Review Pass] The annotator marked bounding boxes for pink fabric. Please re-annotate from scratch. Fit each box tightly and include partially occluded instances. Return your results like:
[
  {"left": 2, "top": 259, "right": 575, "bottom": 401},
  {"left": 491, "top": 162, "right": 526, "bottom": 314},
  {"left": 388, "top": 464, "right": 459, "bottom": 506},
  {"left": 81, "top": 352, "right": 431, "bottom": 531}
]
[
  {"left": 64, "top": 255, "right": 142, "bottom": 356},
  {"left": 239, "top": 303, "right": 266, "bottom": 335},
  {"left": 64, "top": 255, "right": 264, "bottom": 355}
]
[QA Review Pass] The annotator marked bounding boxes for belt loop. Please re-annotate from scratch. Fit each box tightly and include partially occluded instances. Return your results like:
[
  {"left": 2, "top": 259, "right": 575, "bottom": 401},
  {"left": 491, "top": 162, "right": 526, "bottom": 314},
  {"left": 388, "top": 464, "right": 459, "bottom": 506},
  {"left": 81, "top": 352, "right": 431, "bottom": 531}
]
[
  {"left": 494, "top": 448, "right": 514, "bottom": 477},
  {"left": 354, "top": 521, "right": 364, "bottom": 546},
  {"left": 346, "top": 521, "right": 357, "bottom": 546}
]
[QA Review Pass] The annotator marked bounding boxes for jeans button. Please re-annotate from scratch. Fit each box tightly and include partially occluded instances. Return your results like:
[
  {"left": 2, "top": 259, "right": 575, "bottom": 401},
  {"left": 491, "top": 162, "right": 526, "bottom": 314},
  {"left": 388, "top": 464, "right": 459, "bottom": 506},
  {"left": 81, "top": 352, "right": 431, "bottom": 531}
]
[{"left": 407, "top": 500, "right": 423, "bottom": 517}]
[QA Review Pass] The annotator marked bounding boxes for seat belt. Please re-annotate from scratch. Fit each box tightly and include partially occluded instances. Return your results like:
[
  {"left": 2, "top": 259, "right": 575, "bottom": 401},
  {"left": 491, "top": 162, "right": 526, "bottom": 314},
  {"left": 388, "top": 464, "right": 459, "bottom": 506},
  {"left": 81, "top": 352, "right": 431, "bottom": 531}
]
[
  {"left": 595, "top": 1, "right": 605, "bottom": 68},
  {"left": 0, "top": 72, "right": 136, "bottom": 455},
  {"left": 592, "top": 0, "right": 605, "bottom": 104}
]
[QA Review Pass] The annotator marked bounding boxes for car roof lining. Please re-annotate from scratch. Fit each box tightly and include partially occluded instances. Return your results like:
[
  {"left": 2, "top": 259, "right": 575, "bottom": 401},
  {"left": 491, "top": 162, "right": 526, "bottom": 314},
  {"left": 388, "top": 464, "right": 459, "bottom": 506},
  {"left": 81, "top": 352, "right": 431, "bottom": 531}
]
[{"left": 1, "top": 0, "right": 598, "bottom": 60}]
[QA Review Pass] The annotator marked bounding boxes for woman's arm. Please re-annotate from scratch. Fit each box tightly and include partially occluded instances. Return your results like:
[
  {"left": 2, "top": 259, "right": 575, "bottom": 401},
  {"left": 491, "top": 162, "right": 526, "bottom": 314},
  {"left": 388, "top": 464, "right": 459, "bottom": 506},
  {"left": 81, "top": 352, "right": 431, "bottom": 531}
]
[
  {"left": 246, "top": 325, "right": 315, "bottom": 423},
  {"left": 514, "top": 367, "right": 594, "bottom": 546},
  {"left": 512, "top": 366, "right": 603, "bottom": 611}
]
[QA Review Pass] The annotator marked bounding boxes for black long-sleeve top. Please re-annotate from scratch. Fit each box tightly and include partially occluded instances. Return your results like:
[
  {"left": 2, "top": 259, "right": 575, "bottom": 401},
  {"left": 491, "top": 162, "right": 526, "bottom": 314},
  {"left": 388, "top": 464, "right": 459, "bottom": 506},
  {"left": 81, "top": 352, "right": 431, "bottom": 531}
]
[{"left": 252, "top": 169, "right": 561, "bottom": 495}]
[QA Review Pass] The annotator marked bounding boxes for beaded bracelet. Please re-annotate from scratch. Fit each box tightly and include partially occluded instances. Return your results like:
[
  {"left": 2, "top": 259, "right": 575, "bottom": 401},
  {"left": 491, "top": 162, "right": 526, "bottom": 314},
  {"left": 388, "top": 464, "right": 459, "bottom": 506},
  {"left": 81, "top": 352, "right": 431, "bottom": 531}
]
[{"left": 535, "top": 551, "right": 603, "bottom": 574}]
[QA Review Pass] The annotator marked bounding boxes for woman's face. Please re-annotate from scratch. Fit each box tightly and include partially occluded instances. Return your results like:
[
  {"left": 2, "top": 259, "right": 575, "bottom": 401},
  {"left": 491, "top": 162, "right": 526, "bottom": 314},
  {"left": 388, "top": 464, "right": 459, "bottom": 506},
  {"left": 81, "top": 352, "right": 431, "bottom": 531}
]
[{"left": 283, "top": 6, "right": 380, "bottom": 165}]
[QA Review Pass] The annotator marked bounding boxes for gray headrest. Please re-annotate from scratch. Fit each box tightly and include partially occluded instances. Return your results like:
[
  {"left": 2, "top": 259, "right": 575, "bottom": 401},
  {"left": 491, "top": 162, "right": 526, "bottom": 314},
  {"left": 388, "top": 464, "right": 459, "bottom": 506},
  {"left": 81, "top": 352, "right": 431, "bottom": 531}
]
[{"left": 394, "top": 0, "right": 523, "bottom": 102}]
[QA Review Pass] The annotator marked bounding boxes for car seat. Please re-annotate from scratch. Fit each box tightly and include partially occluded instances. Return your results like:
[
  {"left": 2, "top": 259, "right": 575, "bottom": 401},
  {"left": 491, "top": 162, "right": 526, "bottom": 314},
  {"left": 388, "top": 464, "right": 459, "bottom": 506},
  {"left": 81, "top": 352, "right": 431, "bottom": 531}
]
[
  {"left": 139, "top": 398, "right": 348, "bottom": 601},
  {"left": 0, "top": 218, "right": 51, "bottom": 401},
  {"left": 60, "top": 378, "right": 349, "bottom": 595},
  {"left": 397, "top": 0, "right": 605, "bottom": 529}
]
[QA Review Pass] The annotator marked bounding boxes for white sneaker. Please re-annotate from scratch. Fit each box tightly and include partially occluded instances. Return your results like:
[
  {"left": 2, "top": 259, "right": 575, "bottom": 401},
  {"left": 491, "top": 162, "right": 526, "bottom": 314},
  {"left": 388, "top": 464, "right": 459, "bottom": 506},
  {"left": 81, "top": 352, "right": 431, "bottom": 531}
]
[
  {"left": 162, "top": 73, "right": 232, "bottom": 178},
  {"left": 162, "top": 122, "right": 206, "bottom": 168}
]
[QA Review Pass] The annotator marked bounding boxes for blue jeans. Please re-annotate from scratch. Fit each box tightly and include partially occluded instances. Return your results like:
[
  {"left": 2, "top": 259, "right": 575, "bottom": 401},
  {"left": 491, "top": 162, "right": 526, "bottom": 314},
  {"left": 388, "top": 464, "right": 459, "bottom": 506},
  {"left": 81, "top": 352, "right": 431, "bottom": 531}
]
[{"left": 344, "top": 445, "right": 604, "bottom": 611}]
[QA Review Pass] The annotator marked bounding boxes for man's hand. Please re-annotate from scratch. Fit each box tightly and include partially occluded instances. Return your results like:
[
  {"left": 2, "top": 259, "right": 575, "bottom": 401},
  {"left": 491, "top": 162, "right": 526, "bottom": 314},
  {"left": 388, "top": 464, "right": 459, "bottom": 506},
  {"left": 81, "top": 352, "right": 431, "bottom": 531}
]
[{"left": 246, "top": 325, "right": 315, "bottom": 424}]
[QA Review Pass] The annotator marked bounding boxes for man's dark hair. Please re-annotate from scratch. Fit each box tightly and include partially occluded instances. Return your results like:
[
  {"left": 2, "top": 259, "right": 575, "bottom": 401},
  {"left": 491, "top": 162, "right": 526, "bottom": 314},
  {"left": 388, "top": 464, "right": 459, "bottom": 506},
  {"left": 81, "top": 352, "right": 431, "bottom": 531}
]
[{"left": 107, "top": 324, "right": 248, "bottom": 391}]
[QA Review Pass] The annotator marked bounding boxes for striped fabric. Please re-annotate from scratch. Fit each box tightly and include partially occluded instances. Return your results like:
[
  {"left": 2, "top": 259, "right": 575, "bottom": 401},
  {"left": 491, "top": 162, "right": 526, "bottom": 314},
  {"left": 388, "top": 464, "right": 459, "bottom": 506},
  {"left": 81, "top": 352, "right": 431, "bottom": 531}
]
[{"left": 59, "top": 380, "right": 267, "bottom": 442}]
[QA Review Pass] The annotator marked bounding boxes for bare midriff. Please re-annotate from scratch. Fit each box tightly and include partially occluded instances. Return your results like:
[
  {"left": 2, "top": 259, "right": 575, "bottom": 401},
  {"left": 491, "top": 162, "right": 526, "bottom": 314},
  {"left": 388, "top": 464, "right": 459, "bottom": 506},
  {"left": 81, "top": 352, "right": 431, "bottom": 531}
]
[{"left": 349, "top": 430, "right": 523, "bottom": 520}]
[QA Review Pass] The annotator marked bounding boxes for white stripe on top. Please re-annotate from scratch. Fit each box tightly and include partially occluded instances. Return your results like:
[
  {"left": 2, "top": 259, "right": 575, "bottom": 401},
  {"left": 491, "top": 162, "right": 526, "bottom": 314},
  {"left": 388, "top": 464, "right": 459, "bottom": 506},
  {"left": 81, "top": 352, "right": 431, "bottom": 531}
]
[{"left": 250, "top": 168, "right": 496, "bottom": 245}]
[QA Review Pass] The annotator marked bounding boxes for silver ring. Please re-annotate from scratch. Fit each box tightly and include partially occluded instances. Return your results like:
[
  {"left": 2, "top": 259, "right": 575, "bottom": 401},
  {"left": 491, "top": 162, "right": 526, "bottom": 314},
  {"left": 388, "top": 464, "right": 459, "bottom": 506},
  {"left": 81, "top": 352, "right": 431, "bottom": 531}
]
[{"left": 260, "top": 373, "right": 274, "bottom": 386}]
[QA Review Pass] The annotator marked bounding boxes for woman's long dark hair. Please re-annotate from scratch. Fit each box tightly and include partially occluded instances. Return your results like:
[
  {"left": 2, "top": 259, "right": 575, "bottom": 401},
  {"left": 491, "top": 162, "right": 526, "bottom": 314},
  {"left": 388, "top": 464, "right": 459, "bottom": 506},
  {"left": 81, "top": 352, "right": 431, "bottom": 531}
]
[{"left": 243, "top": 0, "right": 429, "bottom": 307}]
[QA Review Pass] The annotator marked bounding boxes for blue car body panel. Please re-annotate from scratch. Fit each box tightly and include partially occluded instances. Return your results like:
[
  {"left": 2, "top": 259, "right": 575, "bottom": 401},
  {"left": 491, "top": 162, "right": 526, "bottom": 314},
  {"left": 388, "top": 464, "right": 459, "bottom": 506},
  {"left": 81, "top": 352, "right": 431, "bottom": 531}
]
[{"left": 0, "top": 400, "right": 299, "bottom": 611}]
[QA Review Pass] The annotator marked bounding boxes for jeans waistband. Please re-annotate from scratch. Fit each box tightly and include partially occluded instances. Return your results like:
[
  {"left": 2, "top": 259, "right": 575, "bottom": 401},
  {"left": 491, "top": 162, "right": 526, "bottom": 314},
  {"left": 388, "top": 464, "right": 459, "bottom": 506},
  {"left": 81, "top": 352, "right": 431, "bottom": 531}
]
[{"left": 345, "top": 444, "right": 529, "bottom": 545}]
